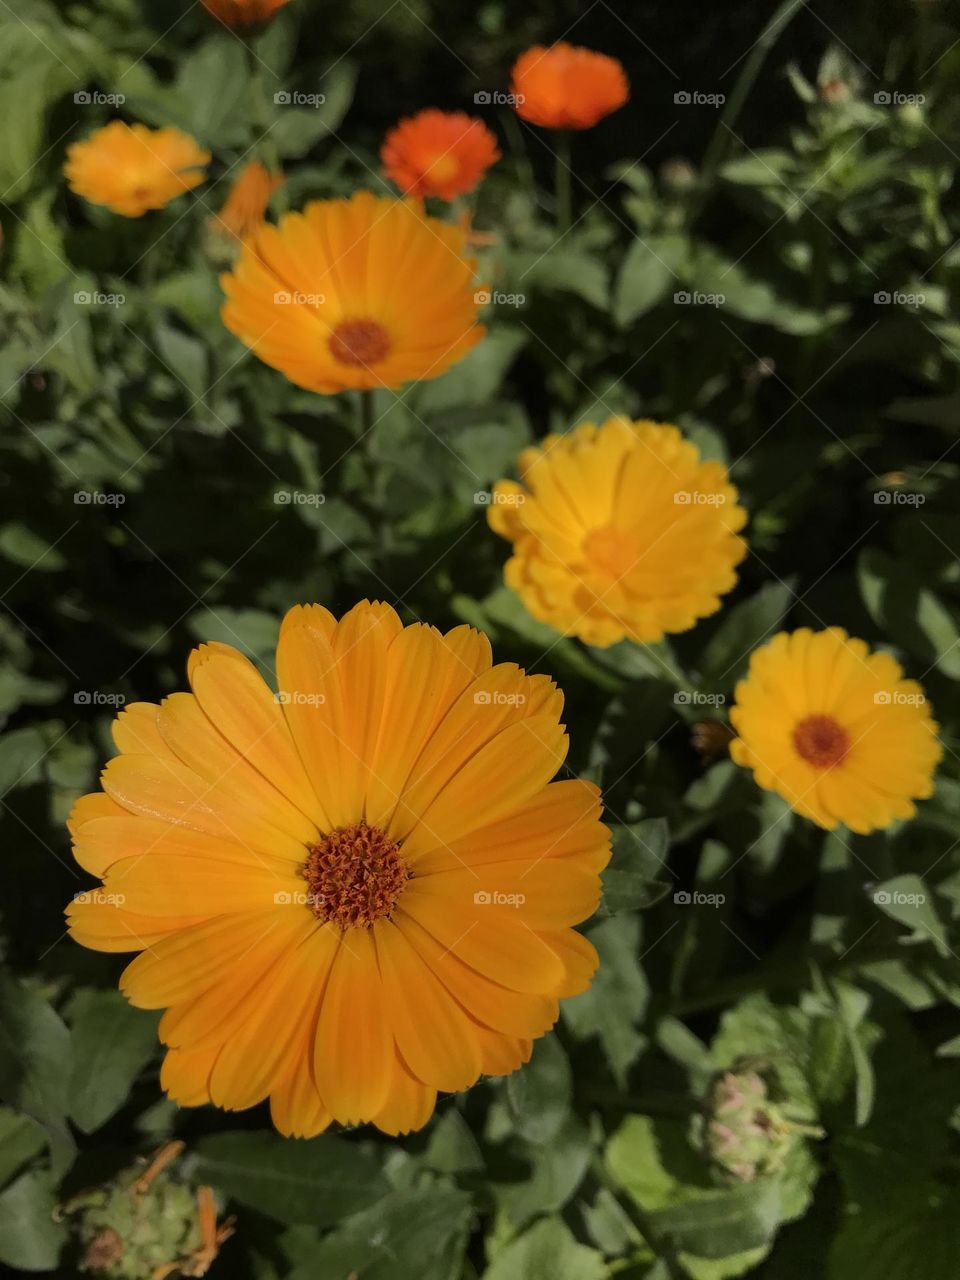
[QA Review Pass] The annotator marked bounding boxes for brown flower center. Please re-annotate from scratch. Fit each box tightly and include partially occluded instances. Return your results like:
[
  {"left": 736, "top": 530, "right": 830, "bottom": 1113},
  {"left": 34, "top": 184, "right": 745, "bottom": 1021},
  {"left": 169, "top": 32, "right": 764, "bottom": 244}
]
[
  {"left": 792, "top": 714, "right": 849, "bottom": 768},
  {"left": 328, "top": 318, "right": 391, "bottom": 367},
  {"left": 303, "top": 822, "right": 408, "bottom": 928}
]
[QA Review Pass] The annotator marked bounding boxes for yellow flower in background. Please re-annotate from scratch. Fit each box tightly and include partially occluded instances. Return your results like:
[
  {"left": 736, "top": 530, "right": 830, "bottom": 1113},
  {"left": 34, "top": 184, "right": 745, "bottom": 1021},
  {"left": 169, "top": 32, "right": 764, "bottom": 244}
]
[
  {"left": 488, "top": 417, "right": 748, "bottom": 648},
  {"left": 66, "top": 601, "right": 609, "bottom": 1138},
  {"left": 64, "top": 122, "right": 210, "bottom": 218},
  {"left": 200, "top": 0, "right": 292, "bottom": 26},
  {"left": 208, "top": 161, "right": 284, "bottom": 244},
  {"left": 730, "top": 628, "right": 941, "bottom": 833},
  {"left": 220, "top": 191, "right": 486, "bottom": 393}
]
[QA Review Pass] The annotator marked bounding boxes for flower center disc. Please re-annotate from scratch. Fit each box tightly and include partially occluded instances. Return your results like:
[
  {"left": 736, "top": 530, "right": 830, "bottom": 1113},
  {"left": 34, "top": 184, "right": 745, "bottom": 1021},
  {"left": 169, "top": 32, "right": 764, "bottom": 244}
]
[
  {"left": 792, "top": 714, "right": 849, "bottom": 768},
  {"left": 426, "top": 152, "right": 460, "bottom": 183},
  {"left": 303, "top": 822, "right": 408, "bottom": 928},
  {"left": 328, "top": 318, "right": 391, "bottom": 367},
  {"left": 583, "top": 524, "right": 641, "bottom": 582}
]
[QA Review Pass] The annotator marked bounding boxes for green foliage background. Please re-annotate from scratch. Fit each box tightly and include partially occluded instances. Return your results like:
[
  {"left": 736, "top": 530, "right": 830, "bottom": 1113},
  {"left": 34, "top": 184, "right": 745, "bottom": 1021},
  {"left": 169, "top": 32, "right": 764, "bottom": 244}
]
[{"left": 1, "top": 0, "right": 960, "bottom": 1275}]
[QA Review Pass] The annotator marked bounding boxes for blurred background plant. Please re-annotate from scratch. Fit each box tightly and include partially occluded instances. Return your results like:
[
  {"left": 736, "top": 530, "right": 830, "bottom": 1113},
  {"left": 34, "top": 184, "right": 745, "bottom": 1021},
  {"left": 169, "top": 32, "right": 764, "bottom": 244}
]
[{"left": 2, "top": 0, "right": 960, "bottom": 1276}]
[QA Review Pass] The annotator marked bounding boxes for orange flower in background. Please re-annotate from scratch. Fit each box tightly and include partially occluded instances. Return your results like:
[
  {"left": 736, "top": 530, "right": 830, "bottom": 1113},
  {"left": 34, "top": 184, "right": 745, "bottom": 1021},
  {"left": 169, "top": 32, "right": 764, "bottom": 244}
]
[
  {"left": 730, "top": 628, "right": 941, "bottom": 833},
  {"left": 65, "top": 122, "right": 210, "bottom": 218},
  {"left": 66, "top": 601, "right": 610, "bottom": 1138},
  {"left": 221, "top": 190, "right": 486, "bottom": 393},
  {"left": 209, "top": 161, "right": 284, "bottom": 243},
  {"left": 511, "top": 43, "right": 629, "bottom": 130},
  {"left": 200, "top": 0, "right": 291, "bottom": 26},
  {"left": 488, "top": 417, "right": 748, "bottom": 648},
  {"left": 381, "top": 109, "right": 501, "bottom": 200}
]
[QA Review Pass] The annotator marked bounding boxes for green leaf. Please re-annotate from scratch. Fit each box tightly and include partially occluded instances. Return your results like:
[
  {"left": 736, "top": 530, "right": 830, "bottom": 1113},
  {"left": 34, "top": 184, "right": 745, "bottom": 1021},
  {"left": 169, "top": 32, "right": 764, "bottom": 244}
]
[
  {"left": 174, "top": 37, "right": 251, "bottom": 148},
  {"left": 67, "top": 989, "right": 159, "bottom": 1133},
  {"left": 492, "top": 1115, "right": 592, "bottom": 1228},
  {"left": 483, "top": 1217, "right": 606, "bottom": 1280},
  {"left": 424, "top": 1108, "right": 484, "bottom": 1175},
  {"left": 698, "top": 581, "right": 794, "bottom": 690},
  {"left": 271, "top": 64, "right": 357, "bottom": 159},
  {"left": 190, "top": 1130, "right": 389, "bottom": 1226},
  {"left": 599, "top": 818, "right": 672, "bottom": 915},
  {"left": 0, "top": 1169, "right": 66, "bottom": 1271},
  {"left": 0, "top": 975, "right": 71, "bottom": 1132},
  {"left": 513, "top": 249, "right": 609, "bottom": 309},
  {"left": 562, "top": 915, "right": 648, "bottom": 1086},
  {"left": 829, "top": 1184, "right": 960, "bottom": 1280},
  {"left": 613, "top": 233, "right": 688, "bottom": 325},
  {"left": 302, "top": 1185, "right": 472, "bottom": 1280},
  {"left": 873, "top": 874, "right": 950, "bottom": 957},
  {"left": 0, "top": 1108, "right": 46, "bottom": 1190},
  {"left": 505, "top": 1033, "right": 572, "bottom": 1144}
]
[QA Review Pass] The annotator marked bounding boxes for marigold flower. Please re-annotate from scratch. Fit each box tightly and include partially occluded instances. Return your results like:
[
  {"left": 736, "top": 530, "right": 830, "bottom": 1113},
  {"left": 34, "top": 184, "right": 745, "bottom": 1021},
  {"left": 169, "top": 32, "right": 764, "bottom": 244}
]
[
  {"left": 381, "top": 109, "right": 501, "bottom": 200},
  {"left": 66, "top": 601, "right": 610, "bottom": 1138},
  {"left": 488, "top": 417, "right": 748, "bottom": 648},
  {"left": 511, "top": 43, "right": 629, "bottom": 130},
  {"left": 220, "top": 191, "right": 486, "bottom": 393},
  {"left": 209, "top": 161, "right": 283, "bottom": 243},
  {"left": 64, "top": 122, "right": 210, "bottom": 218},
  {"left": 729, "top": 628, "right": 941, "bottom": 833},
  {"left": 200, "top": 0, "right": 291, "bottom": 26}
]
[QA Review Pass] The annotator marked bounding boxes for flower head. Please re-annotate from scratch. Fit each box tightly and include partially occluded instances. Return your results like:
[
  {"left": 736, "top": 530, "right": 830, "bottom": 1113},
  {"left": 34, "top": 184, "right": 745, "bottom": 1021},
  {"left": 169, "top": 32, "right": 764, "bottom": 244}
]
[
  {"left": 200, "top": 0, "right": 291, "bottom": 26},
  {"left": 511, "top": 43, "right": 629, "bottom": 130},
  {"left": 730, "top": 627, "right": 941, "bottom": 832},
  {"left": 381, "top": 109, "right": 501, "bottom": 200},
  {"left": 488, "top": 417, "right": 748, "bottom": 647},
  {"left": 209, "top": 161, "right": 283, "bottom": 244},
  {"left": 220, "top": 191, "right": 486, "bottom": 393},
  {"left": 66, "top": 602, "right": 610, "bottom": 1138},
  {"left": 65, "top": 122, "right": 210, "bottom": 218}
]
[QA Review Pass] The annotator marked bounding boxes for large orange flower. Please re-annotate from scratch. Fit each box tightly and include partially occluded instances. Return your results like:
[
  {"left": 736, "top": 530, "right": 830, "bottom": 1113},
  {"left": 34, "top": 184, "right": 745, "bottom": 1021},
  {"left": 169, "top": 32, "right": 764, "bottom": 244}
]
[
  {"left": 208, "top": 161, "right": 284, "bottom": 243},
  {"left": 200, "top": 0, "right": 291, "bottom": 26},
  {"left": 511, "top": 43, "right": 629, "bottom": 130},
  {"left": 64, "top": 122, "right": 210, "bottom": 218},
  {"left": 66, "top": 602, "right": 610, "bottom": 1138},
  {"left": 381, "top": 109, "right": 501, "bottom": 200},
  {"left": 220, "top": 191, "right": 486, "bottom": 393}
]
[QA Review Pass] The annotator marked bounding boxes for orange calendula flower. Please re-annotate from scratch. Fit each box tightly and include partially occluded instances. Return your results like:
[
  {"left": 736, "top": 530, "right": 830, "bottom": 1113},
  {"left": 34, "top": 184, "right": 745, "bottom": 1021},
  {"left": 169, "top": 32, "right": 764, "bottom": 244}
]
[
  {"left": 209, "top": 161, "right": 284, "bottom": 243},
  {"left": 200, "top": 0, "right": 291, "bottom": 26},
  {"left": 511, "top": 43, "right": 629, "bottom": 130},
  {"left": 730, "top": 628, "right": 941, "bottom": 833},
  {"left": 381, "top": 108, "right": 501, "bottom": 200},
  {"left": 488, "top": 417, "right": 748, "bottom": 648},
  {"left": 66, "top": 601, "right": 610, "bottom": 1138},
  {"left": 221, "top": 191, "right": 486, "bottom": 393},
  {"left": 65, "top": 122, "right": 210, "bottom": 218}
]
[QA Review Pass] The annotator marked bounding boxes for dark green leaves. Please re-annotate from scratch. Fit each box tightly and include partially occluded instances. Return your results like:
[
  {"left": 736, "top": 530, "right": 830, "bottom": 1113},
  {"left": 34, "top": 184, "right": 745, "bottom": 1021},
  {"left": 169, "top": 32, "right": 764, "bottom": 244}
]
[
  {"left": 600, "top": 818, "right": 672, "bottom": 915},
  {"left": 67, "top": 989, "right": 159, "bottom": 1133},
  {"left": 190, "top": 1131, "right": 389, "bottom": 1226}
]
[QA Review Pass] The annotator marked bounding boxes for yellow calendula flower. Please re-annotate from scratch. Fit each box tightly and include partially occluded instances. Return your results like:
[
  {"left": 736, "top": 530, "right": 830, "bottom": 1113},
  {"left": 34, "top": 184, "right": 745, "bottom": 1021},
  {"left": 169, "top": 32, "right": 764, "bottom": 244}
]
[
  {"left": 208, "top": 161, "right": 283, "bottom": 243},
  {"left": 64, "top": 122, "right": 210, "bottom": 218},
  {"left": 220, "top": 191, "right": 486, "bottom": 393},
  {"left": 66, "top": 602, "right": 610, "bottom": 1138},
  {"left": 729, "top": 628, "right": 941, "bottom": 833},
  {"left": 488, "top": 417, "right": 748, "bottom": 648}
]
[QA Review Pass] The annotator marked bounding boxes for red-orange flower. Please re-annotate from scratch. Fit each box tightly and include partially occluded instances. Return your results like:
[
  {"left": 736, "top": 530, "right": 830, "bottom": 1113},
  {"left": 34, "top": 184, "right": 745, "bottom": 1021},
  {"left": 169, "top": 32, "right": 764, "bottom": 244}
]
[
  {"left": 381, "top": 109, "right": 501, "bottom": 201},
  {"left": 200, "top": 0, "right": 291, "bottom": 26},
  {"left": 209, "top": 161, "right": 284, "bottom": 243},
  {"left": 511, "top": 43, "right": 629, "bottom": 130}
]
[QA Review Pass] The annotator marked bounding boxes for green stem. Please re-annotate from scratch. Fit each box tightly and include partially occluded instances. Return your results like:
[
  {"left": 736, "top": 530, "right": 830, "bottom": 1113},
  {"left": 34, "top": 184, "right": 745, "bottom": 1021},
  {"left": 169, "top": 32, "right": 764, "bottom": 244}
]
[
  {"left": 555, "top": 131, "right": 572, "bottom": 233},
  {"left": 696, "top": 0, "right": 809, "bottom": 208},
  {"left": 357, "top": 387, "right": 376, "bottom": 437}
]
